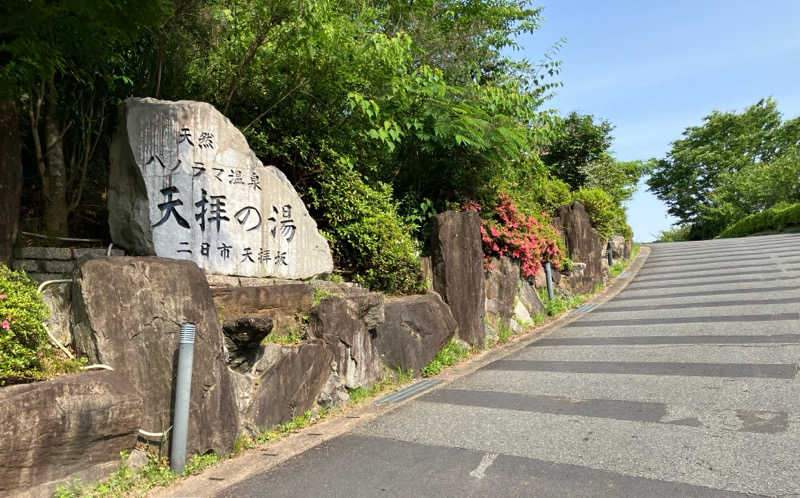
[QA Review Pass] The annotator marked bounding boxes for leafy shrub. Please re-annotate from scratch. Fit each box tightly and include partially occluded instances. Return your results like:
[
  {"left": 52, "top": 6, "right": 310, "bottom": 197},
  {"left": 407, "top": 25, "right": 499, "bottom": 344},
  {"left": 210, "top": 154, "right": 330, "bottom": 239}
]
[
  {"left": 717, "top": 202, "right": 800, "bottom": 238},
  {"left": 505, "top": 175, "right": 572, "bottom": 215},
  {"left": 534, "top": 177, "right": 574, "bottom": 213},
  {"left": 571, "top": 187, "right": 619, "bottom": 239},
  {"left": 308, "top": 155, "right": 426, "bottom": 295},
  {"left": 0, "top": 265, "right": 50, "bottom": 382},
  {"left": 657, "top": 224, "right": 692, "bottom": 242},
  {"left": 463, "top": 193, "right": 565, "bottom": 277},
  {"left": 615, "top": 220, "right": 634, "bottom": 242}
]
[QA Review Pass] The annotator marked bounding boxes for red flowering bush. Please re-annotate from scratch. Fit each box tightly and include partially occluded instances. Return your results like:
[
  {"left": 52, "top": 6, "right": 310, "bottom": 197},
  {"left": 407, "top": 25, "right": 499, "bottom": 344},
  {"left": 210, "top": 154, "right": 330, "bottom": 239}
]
[{"left": 463, "top": 193, "right": 565, "bottom": 277}]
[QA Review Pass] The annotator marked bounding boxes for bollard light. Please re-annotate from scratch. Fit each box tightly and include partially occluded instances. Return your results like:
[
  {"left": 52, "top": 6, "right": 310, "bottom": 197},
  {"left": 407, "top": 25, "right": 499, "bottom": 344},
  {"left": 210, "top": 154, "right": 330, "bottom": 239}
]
[
  {"left": 171, "top": 322, "right": 196, "bottom": 474},
  {"left": 544, "top": 261, "right": 554, "bottom": 301}
]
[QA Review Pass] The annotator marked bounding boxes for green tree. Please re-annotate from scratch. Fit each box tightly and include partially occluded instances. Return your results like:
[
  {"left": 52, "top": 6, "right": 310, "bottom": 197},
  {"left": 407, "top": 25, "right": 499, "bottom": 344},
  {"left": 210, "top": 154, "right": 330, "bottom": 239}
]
[
  {"left": 580, "top": 158, "right": 650, "bottom": 205},
  {"left": 3, "top": 0, "right": 589, "bottom": 292},
  {"left": 0, "top": 0, "right": 169, "bottom": 236},
  {"left": 541, "top": 112, "right": 614, "bottom": 190},
  {"left": 164, "top": 0, "right": 565, "bottom": 288},
  {"left": 710, "top": 146, "right": 800, "bottom": 219},
  {"left": 648, "top": 98, "right": 800, "bottom": 237},
  {"left": 538, "top": 111, "right": 643, "bottom": 240}
]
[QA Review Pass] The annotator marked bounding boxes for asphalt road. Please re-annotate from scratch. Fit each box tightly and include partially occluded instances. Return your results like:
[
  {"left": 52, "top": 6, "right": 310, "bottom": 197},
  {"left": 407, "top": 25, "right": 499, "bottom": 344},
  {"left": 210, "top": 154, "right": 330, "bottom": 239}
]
[{"left": 217, "top": 233, "right": 800, "bottom": 497}]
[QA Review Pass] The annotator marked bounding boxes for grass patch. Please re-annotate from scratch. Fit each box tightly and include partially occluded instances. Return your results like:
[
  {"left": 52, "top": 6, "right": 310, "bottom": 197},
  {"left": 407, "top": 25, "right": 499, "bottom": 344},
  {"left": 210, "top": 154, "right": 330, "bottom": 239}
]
[
  {"left": 312, "top": 287, "right": 332, "bottom": 306},
  {"left": 421, "top": 340, "right": 472, "bottom": 377},
  {"left": 537, "top": 288, "right": 589, "bottom": 316},
  {"left": 610, "top": 244, "right": 640, "bottom": 278},
  {"left": 496, "top": 323, "right": 517, "bottom": 344},
  {"left": 348, "top": 367, "right": 414, "bottom": 404},
  {"left": 261, "top": 321, "right": 305, "bottom": 346},
  {"left": 609, "top": 260, "right": 626, "bottom": 277},
  {"left": 262, "top": 329, "right": 304, "bottom": 346},
  {"left": 53, "top": 451, "right": 220, "bottom": 498},
  {"left": 228, "top": 408, "right": 328, "bottom": 457}
]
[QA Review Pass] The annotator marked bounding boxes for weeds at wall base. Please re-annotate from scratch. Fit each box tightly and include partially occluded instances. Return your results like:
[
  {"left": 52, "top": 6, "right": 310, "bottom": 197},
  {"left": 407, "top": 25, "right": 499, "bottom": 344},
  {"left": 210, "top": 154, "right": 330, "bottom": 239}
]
[
  {"left": 53, "top": 452, "right": 220, "bottom": 498},
  {"left": 348, "top": 367, "right": 414, "bottom": 404},
  {"left": 421, "top": 340, "right": 472, "bottom": 377}
]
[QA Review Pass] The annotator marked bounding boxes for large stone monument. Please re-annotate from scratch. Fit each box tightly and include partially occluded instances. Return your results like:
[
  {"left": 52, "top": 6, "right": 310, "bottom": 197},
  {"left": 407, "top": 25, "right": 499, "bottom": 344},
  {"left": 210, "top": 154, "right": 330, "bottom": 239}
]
[{"left": 109, "top": 98, "right": 333, "bottom": 279}]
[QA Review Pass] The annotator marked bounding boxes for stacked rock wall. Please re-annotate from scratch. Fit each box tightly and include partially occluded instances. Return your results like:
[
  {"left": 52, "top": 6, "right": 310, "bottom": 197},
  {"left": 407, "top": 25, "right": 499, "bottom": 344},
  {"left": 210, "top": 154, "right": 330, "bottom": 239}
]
[{"left": 11, "top": 246, "right": 125, "bottom": 282}]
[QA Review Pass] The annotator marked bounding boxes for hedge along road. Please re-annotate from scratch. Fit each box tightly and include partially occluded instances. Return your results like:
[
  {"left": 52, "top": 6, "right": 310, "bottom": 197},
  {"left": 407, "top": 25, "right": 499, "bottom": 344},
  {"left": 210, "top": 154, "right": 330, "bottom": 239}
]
[{"left": 186, "top": 233, "right": 800, "bottom": 497}]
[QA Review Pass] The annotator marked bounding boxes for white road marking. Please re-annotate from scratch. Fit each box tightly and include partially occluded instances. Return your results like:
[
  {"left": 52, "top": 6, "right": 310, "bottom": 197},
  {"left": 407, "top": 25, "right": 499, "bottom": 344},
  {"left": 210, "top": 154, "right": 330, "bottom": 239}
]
[{"left": 469, "top": 453, "right": 498, "bottom": 479}]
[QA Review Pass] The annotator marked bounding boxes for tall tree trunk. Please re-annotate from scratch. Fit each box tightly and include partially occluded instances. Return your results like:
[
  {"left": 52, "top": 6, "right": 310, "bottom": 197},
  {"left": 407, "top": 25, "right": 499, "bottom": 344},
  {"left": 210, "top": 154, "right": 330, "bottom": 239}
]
[
  {"left": 43, "top": 77, "right": 70, "bottom": 236},
  {"left": 0, "top": 99, "right": 23, "bottom": 264}
]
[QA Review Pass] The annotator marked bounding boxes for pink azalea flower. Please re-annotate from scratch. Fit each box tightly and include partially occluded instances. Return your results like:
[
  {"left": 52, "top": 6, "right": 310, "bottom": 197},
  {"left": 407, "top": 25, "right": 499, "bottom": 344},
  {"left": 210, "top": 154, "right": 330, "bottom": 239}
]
[
  {"left": 1, "top": 320, "right": 9, "bottom": 330},
  {"left": 0, "top": 294, "right": 6, "bottom": 300}
]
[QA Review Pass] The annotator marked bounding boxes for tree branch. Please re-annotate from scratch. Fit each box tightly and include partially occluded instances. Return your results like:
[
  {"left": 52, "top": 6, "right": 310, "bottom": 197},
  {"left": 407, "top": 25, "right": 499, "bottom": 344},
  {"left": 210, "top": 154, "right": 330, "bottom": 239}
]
[
  {"left": 69, "top": 100, "right": 105, "bottom": 213},
  {"left": 222, "top": 27, "right": 270, "bottom": 114},
  {"left": 243, "top": 78, "right": 306, "bottom": 132},
  {"left": 28, "top": 84, "right": 47, "bottom": 195}
]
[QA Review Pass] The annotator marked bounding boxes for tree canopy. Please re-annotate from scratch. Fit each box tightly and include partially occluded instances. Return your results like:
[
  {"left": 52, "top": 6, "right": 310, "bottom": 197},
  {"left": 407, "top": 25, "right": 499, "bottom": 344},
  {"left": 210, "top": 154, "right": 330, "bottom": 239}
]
[
  {"left": 648, "top": 98, "right": 800, "bottom": 239},
  {"left": 1, "top": 0, "right": 643, "bottom": 292},
  {"left": 541, "top": 111, "right": 614, "bottom": 190}
]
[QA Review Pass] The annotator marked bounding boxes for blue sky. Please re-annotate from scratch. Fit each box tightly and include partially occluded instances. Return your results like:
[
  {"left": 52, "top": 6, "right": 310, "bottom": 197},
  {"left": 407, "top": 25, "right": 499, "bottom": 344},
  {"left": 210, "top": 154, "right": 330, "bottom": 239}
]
[{"left": 517, "top": 1, "right": 800, "bottom": 241}]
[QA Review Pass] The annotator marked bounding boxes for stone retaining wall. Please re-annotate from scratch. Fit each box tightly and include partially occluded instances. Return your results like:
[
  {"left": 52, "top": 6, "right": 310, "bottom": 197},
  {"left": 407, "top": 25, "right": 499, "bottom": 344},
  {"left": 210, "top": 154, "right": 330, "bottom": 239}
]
[
  {"left": 11, "top": 246, "right": 125, "bottom": 282},
  {"left": 0, "top": 204, "right": 617, "bottom": 492}
]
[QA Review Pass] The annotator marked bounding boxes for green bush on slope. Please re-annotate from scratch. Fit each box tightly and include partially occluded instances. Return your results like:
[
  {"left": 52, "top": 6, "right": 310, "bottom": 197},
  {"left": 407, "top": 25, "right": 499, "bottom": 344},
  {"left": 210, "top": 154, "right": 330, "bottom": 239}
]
[{"left": 717, "top": 202, "right": 800, "bottom": 238}]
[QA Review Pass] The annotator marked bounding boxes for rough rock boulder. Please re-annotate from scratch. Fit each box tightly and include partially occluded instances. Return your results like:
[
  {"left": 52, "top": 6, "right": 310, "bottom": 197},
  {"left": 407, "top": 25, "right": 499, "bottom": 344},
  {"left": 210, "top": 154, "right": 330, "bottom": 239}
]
[
  {"left": 232, "top": 341, "right": 333, "bottom": 431},
  {"left": 484, "top": 256, "right": 520, "bottom": 338},
  {"left": 70, "top": 257, "right": 239, "bottom": 456},
  {"left": 309, "top": 293, "right": 385, "bottom": 389},
  {"left": 513, "top": 278, "right": 545, "bottom": 331},
  {"left": 375, "top": 292, "right": 458, "bottom": 376},
  {"left": 213, "top": 283, "right": 313, "bottom": 336},
  {"left": 610, "top": 235, "right": 627, "bottom": 261},
  {"left": 0, "top": 371, "right": 142, "bottom": 497},
  {"left": 553, "top": 202, "right": 605, "bottom": 294},
  {"left": 222, "top": 317, "right": 274, "bottom": 373},
  {"left": 431, "top": 211, "right": 485, "bottom": 347}
]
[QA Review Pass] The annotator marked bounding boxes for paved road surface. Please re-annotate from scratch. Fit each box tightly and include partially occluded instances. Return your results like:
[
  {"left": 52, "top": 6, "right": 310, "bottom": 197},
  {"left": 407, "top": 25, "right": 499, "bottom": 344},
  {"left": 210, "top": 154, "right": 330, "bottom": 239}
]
[{"left": 218, "top": 234, "right": 800, "bottom": 497}]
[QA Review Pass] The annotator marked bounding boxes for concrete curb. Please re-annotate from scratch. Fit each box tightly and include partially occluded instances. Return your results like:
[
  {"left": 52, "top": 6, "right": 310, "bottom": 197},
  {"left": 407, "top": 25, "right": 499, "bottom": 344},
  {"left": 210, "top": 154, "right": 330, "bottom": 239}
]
[{"left": 155, "top": 247, "right": 651, "bottom": 498}]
